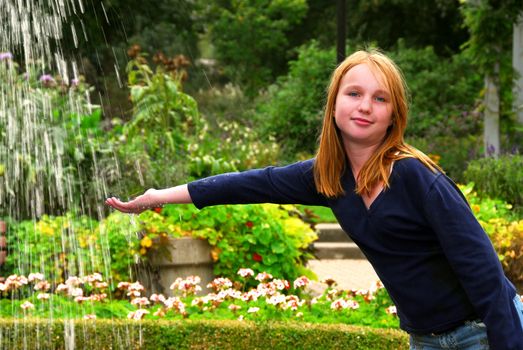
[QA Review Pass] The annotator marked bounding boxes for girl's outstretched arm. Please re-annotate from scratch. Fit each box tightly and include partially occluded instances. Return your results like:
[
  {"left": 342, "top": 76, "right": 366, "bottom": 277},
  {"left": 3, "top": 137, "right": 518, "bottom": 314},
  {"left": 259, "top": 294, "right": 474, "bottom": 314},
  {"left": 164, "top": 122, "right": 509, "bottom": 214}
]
[{"left": 105, "top": 184, "right": 192, "bottom": 214}]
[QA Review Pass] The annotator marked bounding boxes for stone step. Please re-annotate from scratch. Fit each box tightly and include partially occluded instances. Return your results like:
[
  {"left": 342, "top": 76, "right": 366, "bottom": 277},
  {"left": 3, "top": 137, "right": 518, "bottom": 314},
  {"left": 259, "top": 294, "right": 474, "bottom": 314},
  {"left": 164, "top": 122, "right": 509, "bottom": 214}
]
[
  {"left": 312, "top": 242, "right": 366, "bottom": 260},
  {"left": 315, "top": 223, "right": 352, "bottom": 243}
]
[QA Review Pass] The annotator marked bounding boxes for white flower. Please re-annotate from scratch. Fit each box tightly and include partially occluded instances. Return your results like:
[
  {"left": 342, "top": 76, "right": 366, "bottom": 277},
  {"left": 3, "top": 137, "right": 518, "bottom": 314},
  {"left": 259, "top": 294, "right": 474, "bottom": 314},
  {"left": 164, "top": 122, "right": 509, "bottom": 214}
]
[
  {"left": 385, "top": 305, "right": 397, "bottom": 315},
  {"left": 37, "top": 293, "right": 50, "bottom": 300},
  {"left": 28, "top": 273, "right": 45, "bottom": 282},
  {"left": 266, "top": 294, "right": 286, "bottom": 306},
  {"left": 293, "top": 276, "right": 310, "bottom": 289},
  {"left": 150, "top": 294, "right": 166, "bottom": 303},
  {"left": 237, "top": 268, "right": 254, "bottom": 278},
  {"left": 127, "top": 309, "right": 149, "bottom": 320},
  {"left": 228, "top": 304, "right": 241, "bottom": 311},
  {"left": 34, "top": 281, "right": 51, "bottom": 291},
  {"left": 247, "top": 307, "right": 260, "bottom": 313},
  {"left": 131, "top": 297, "right": 150, "bottom": 307},
  {"left": 20, "top": 301, "right": 34, "bottom": 310},
  {"left": 255, "top": 272, "right": 273, "bottom": 282}
]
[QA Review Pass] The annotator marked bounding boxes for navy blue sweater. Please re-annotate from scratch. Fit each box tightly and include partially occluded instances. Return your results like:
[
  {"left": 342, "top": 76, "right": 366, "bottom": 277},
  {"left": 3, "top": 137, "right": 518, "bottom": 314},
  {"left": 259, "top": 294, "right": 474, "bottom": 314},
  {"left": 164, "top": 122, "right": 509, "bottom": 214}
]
[{"left": 188, "top": 158, "right": 523, "bottom": 349}]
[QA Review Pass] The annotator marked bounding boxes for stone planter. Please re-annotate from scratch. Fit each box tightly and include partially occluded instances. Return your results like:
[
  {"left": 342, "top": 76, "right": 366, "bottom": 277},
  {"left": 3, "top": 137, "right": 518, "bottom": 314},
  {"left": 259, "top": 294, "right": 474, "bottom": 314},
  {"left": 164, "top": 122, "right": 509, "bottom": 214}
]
[{"left": 137, "top": 237, "right": 214, "bottom": 296}]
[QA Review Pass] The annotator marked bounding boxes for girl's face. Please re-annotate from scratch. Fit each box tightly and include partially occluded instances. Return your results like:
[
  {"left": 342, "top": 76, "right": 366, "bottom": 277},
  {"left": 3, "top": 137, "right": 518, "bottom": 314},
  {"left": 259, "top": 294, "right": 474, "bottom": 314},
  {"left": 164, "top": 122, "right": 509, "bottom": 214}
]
[{"left": 334, "top": 63, "right": 393, "bottom": 149}]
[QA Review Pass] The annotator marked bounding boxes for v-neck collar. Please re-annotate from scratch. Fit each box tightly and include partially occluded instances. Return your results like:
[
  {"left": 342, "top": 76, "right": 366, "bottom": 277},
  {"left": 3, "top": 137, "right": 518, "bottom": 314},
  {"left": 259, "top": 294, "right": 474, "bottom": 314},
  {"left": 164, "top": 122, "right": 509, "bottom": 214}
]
[{"left": 346, "top": 161, "right": 396, "bottom": 214}]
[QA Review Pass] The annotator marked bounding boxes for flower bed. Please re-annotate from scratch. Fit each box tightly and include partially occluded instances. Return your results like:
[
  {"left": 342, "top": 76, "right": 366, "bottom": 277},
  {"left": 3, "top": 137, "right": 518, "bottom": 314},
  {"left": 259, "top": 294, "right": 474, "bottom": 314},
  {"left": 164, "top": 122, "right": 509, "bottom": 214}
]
[{"left": 0, "top": 269, "right": 398, "bottom": 330}]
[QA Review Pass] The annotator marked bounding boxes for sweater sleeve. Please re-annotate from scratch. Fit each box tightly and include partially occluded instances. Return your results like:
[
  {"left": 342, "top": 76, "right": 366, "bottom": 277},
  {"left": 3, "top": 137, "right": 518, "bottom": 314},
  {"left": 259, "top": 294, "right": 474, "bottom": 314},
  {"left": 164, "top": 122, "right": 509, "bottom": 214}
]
[
  {"left": 187, "top": 159, "right": 328, "bottom": 209},
  {"left": 423, "top": 175, "right": 523, "bottom": 349}
]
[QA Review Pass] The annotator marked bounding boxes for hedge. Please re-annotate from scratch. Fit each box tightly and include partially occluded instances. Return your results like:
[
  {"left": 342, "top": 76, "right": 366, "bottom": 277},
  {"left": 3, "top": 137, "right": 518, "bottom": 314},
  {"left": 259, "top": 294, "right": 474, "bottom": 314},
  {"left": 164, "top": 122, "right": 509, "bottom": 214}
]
[{"left": 0, "top": 318, "right": 408, "bottom": 349}]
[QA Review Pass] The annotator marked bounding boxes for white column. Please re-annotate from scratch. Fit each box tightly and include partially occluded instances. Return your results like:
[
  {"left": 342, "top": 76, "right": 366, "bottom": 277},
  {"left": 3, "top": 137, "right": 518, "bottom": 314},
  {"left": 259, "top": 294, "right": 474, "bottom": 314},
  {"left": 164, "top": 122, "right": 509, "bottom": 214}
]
[
  {"left": 484, "top": 69, "right": 500, "bottom": 157},
  {"left": 513, "top": 13, "right": 523, "bottom": 125}
]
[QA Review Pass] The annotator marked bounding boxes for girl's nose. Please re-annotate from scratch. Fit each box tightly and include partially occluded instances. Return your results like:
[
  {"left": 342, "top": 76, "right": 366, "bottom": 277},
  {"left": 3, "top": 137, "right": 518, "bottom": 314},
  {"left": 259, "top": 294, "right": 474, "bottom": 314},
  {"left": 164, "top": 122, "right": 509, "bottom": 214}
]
[{"left": 358, "top": 95, "right": 372, "bottom": 113}]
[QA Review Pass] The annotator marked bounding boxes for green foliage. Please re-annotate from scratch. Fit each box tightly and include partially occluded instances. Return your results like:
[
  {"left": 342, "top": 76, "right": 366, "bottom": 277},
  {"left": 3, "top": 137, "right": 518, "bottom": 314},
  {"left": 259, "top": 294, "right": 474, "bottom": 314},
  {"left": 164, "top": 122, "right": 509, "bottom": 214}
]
[
  {"left": 407, "top": 135, "right": 482, "bottom": 182},
  {"left": 347, "top": 0, "right": 467, "bottom": 55},
  {"left": 481, "top": 218, "right": 523, "bottom": 292},
  {"left": 459, "top": 182, "right": 523, "bottom": 291},
  {"left": 0, "top": 57, "right": 107, "bottom": 219},
  {"left": 0, "top": 318, "right": 409, "bottom": 349},
  {"left": 463, "top": 155, "right": 523, "bottom": 214},
  {"left": 460, "top": 0, "right": 522, "bottom": 75},
  {"left": 205, "top": 0, "right": 308, "bottom": 96},
  {"left": 389, "top": 42, "right": 483, "bottom": 138},
  {"left": 108, "top": 52, "right": 201, "bottom": 194},
  {"left": 188, "top": 120, "right": 280, "bottom": 178},
  {"left": 256, "top": 42, "right": 336, "bottom": 159},
  {"left": 3, "top": 213, "right": 136, "bottom": 289},
  {"left": 460, "top": 0, "right": 523, "bottom": 148},
  {"left": 295, "top": 205, "right": 338, "bottom": 224},
  {"left": 459, "top": 183, "right": 515, "bottom": 222},
  {"left": 141, "top": 204, "right": 318, "bottom": 285},
  {"left": 4, "top": 214, "right": 100, "bottom": 286}
]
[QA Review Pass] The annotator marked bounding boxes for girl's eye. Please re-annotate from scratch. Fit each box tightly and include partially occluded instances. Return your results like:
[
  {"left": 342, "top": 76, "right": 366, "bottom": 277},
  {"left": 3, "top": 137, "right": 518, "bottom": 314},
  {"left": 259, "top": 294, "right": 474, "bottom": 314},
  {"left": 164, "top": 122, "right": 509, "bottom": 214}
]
[
  {"left": 348, "top": 91, "right": 359, "bottom": 97},
  {"left": 375, "top": 96, "right": 387, "bottom": 102}
]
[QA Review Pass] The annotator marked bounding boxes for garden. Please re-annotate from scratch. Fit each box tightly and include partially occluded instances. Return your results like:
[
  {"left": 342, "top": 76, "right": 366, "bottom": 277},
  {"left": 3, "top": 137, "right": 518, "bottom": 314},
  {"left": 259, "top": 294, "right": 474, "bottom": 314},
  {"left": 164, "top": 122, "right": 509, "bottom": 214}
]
[{"left": 0, "top": 1, "right": 523, "bottom": 349}]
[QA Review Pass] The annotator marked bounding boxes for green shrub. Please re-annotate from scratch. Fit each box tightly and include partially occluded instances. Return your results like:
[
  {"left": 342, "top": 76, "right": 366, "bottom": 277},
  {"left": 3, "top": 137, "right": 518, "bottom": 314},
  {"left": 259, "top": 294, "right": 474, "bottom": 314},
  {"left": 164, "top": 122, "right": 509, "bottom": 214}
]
[
  {"left": 255, "top": 41, "right": 336, "bottom": 160},
  {"left": 463, "top": 155, "right": 523, "bottom": 214},
  {"left": 459, "top": 183, "right": 523, "bottom": 291},
  {"left": 136, "top": 204, "right": 318, "bottom": 286},
  {"left": 3, "top": 213, "right": 136, "bottom": 289},
  {"left": 108, "top": 51, "right": 201, "bottom": 194},
  {"left": 481, "top": 218, "right": 523, "bottom": 292},
  {"left": 205, "top": 0, "right": 308, "bottom": 96},
  {"left": 0, "top": 319, "right": 409, "bottom": 349},
  {"left": 389, "top": 42, "right": 483, "bottom": 139},
  {"left": 407, "top": 135, "right": 482, "bottom": 182},
  {"left": 188, "top": 120, "right": 281, "bottom": 178},
  {"left": 3, "top": 214, "right": 102, "bottom": 288}
]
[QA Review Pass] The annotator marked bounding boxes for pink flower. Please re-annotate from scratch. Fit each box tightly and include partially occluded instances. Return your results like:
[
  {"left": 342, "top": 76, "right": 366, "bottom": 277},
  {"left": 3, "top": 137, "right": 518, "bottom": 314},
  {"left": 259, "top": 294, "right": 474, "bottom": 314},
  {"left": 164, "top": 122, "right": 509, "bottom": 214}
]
[
  {"left": 0, "top": 52, "right": 13, "bottom": 61},
  {"left": 127, "top": 309, "right": 149, "bottom": 320},
  {"left": 117, "top": 282, "right": 131, "bottom": 290},
  {"left": 131, "top": 297, "right": 150, "bottom": 307},
  {"left": 150, "top": 294, "right": 166, "bottom": 303},
  {"left": 84, "top": 314, "right": 97, "bottom": 320}
]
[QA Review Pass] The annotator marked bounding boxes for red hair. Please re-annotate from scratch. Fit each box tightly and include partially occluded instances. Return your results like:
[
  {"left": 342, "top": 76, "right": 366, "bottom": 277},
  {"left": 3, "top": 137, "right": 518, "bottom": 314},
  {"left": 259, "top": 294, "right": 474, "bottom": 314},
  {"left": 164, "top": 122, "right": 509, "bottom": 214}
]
[{"left": 314, "top": 49, "right": 440, "bottom": 197}]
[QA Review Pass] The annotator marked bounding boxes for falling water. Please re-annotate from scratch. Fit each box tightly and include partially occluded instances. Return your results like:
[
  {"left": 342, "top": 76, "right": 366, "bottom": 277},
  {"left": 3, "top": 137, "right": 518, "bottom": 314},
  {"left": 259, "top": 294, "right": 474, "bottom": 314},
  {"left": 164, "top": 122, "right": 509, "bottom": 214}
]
[{"left": 0, "top": 0, "right": 135, "bottom": 347}]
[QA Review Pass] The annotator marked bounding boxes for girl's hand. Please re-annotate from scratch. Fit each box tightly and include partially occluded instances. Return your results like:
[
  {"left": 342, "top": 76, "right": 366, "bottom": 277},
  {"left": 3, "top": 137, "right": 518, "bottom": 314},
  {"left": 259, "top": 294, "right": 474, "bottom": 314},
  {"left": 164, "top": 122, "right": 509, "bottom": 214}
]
[{"left": 105, "top": 189, "right": 161, "bottom": 214}]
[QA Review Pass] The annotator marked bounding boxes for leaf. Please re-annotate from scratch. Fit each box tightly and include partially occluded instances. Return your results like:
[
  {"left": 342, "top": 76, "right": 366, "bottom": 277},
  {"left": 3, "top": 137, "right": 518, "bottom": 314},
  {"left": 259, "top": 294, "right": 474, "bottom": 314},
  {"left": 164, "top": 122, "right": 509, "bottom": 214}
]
[{"left": 271, "top": 241, "right": 286, "bottom": 254}]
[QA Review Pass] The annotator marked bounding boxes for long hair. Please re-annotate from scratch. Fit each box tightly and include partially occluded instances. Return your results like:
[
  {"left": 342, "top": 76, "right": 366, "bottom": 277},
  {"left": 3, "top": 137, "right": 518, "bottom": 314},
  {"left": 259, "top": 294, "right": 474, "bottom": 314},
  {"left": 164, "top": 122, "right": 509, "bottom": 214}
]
[{"left": 314, "top": 49, "right": 440, "bottom": 197}]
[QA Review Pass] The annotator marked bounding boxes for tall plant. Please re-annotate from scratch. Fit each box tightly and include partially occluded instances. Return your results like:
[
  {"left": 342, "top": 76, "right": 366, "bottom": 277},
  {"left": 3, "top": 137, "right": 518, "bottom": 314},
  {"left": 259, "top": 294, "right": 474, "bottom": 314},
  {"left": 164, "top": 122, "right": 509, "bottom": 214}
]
[
  {"left": 460, "top": 0, "right": 523, "bottom": 156},
  {"left": 205, "top": 0, "right": 308, "bottom": 96}
]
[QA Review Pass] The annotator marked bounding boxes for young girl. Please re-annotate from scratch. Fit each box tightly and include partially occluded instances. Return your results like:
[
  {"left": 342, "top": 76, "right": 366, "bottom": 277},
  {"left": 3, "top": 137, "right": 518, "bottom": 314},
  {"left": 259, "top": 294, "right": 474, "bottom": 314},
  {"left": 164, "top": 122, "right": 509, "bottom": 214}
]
[{"left": 106, "top": 50, "right": 523, "bottom": 349}]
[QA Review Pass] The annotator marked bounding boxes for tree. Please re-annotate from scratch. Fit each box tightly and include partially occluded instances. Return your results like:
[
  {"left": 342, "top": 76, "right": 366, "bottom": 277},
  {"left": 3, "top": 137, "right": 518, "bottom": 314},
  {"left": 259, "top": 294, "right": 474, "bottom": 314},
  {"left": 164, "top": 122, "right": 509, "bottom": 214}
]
[
  {"left": 461, "top": 0, "right": 523, "bottom": 157},
  {"left": 203, "top": 0, "right": 308, "bottom": 96}
]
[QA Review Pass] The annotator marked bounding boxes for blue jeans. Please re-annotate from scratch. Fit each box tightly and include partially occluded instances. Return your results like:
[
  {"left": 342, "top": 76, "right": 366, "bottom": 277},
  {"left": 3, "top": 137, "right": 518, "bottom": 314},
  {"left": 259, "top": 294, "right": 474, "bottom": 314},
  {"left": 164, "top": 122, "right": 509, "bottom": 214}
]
[{"left": 409, "top": 295, "right": 523, "bottom": 350}]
